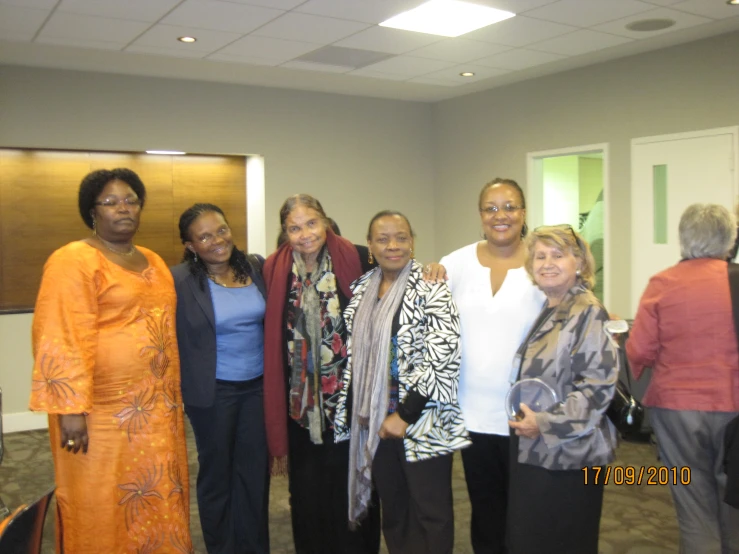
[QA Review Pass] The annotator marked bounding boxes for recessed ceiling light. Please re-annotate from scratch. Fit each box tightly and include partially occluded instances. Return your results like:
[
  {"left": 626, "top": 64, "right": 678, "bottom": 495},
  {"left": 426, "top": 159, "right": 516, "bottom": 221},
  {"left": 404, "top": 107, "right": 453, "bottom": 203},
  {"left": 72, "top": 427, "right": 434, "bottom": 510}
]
[
  {"left": 728, "top": 0, "right": 739, "bottom": 5},
  {"left": 460, "top": 72, "right": 475, "bottom": 77},
  {"left": 146, "top": 150, "right": 186, "bottom": 155},
  {"left": 177, "top": 36, "right": 197, "bottom": 43},
  {"left": 625, "top": 18, "right": 676, "bottom": 32},
  {"left": 379, "top": 0, "right": 515, "bottom": 38}
]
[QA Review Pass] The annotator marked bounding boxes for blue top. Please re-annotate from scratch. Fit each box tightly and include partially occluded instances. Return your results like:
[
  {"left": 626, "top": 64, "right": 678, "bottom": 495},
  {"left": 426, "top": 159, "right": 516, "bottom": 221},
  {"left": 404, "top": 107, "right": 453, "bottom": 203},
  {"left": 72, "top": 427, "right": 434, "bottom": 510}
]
[{"left": 208, "top": 280, "right": 266, "bottom": 381}]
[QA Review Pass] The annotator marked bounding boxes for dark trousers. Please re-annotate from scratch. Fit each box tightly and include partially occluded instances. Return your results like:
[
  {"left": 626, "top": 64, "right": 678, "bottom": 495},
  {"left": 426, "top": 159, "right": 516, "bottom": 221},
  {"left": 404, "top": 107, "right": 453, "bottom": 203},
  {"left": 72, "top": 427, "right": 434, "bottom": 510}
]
[
  {"left": 186, "top": 378, "right": 270, "bottom": 554},
  {"left": 287, "top": 418, "right": 381, "bottom": 554},
  {"left": 461, "top": 432, "right": 510, "bottom": 554},
  {"left": 372, "top": 438, "right": 454, "bottom": 554},
  {"left": 507, "top": 443, "right": 603, "bottom": 554}
]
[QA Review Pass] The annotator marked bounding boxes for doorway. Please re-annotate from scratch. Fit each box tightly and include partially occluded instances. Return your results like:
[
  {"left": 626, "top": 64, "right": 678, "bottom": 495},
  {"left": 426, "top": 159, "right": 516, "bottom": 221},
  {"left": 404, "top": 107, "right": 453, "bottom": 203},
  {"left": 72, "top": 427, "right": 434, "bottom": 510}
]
[
  {"left": 630, "top": 127, "right": 738, "bottom": 316},
  {"left": 527, "top": 144, "right": 609, "bottom": 305}
]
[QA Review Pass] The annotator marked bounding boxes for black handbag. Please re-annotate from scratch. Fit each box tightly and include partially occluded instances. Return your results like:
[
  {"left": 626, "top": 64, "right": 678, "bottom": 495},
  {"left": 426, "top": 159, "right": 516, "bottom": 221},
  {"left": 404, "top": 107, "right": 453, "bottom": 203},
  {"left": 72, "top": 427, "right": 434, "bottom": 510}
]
[{"left": 604, "top": 322, "right": 645, "bottom": 436}]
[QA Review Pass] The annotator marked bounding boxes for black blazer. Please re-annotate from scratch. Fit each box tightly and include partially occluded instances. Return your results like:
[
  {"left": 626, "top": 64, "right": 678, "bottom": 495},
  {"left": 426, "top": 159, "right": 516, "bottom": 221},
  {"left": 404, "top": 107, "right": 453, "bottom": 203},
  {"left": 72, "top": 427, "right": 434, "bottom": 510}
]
[{"left": 172, "top": 255, "right": 266, "bottom": 408}]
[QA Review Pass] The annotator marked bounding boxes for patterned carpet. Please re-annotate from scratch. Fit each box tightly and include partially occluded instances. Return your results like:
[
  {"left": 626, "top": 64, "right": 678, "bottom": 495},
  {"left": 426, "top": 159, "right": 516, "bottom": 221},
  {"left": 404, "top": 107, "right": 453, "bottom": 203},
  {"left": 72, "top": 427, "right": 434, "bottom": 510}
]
[{"left": 0, "top": 425, "right": 679, "bottom": 553}]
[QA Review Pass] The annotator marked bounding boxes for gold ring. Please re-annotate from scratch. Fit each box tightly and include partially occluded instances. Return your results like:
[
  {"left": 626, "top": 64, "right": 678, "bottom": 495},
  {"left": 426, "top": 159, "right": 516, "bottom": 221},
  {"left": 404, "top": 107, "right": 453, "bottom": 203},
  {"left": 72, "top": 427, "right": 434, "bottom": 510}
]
[
  {"left": 67, "top": 440, "right": 75, "bottom": 446},
  {"left": 424, "top": 265, "right": 431, "bottom": 273}
]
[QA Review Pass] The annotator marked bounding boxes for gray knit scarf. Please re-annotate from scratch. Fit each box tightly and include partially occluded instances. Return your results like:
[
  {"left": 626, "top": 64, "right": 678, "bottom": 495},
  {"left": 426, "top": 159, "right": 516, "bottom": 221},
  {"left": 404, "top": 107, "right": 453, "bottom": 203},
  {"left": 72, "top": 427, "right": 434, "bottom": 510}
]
[{"left": 347, "top": 260, "right": 413, "bottom": 524}]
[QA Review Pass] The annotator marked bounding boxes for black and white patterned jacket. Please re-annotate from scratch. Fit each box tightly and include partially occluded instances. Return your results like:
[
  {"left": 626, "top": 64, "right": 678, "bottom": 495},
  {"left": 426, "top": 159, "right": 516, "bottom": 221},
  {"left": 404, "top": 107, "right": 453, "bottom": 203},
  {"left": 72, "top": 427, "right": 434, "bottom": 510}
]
[{"left": 334, "top": 260, "right": 470, "bottom": 461}]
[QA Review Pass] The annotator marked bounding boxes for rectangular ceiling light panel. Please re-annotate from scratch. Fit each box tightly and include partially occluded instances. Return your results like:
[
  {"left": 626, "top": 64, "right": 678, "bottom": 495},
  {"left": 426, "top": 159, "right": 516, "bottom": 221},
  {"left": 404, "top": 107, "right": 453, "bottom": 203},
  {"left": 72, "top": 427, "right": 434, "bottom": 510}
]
[{"left": 379, "top": 0, "right": 515, "bottom": 38}]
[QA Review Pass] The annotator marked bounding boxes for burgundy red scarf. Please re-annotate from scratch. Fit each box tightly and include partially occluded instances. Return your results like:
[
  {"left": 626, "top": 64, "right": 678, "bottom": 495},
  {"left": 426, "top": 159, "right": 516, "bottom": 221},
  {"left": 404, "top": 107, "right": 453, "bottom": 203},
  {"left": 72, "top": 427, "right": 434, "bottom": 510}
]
[{"left": 263, "top": 230, "right": 363, "bottom": 466}]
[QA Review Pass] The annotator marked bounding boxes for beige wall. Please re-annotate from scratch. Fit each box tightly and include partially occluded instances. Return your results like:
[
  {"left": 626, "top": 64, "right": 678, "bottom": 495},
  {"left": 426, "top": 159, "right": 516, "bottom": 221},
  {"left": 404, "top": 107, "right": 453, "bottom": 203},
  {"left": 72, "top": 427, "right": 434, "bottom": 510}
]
[
  {"left": 0, "top": 66, "right": 435, "bottom": 423},
  {"left": 433, "top": 30, "right": 739, "bottom": 318}
]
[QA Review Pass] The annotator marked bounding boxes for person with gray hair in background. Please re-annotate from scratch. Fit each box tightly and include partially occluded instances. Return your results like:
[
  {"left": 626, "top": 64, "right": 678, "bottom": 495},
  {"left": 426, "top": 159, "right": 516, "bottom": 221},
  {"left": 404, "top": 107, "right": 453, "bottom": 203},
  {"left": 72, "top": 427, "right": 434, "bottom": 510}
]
[{"left": 627, "top": 203, "right": 739, "bottom": 554}]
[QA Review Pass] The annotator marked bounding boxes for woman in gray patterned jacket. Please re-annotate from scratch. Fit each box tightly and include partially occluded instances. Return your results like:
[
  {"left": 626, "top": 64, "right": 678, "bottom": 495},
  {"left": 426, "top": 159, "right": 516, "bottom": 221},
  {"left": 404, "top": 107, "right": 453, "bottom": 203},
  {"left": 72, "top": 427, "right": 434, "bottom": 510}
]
[
  {"left": 507, "top": 224, "right": 618, "bottom": 554},
  {"left": 334, "top": 210, "right": 470, "bottom": 554}
]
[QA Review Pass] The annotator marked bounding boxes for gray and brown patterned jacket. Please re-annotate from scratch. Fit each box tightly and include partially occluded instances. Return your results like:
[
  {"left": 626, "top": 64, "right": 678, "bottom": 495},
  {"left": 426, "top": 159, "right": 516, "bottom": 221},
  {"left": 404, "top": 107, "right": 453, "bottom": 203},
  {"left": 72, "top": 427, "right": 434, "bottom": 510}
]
[{"left": 514, "top": 284, "right": 618, "bottom": 470}]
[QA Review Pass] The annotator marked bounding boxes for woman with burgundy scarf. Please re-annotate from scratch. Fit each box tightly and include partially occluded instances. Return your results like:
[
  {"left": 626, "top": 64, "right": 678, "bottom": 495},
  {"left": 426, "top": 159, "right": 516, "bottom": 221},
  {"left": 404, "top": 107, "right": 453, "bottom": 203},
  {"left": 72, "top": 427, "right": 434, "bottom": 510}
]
[{"left": 262, "top": 194, "right": 381, "bottom": 554}]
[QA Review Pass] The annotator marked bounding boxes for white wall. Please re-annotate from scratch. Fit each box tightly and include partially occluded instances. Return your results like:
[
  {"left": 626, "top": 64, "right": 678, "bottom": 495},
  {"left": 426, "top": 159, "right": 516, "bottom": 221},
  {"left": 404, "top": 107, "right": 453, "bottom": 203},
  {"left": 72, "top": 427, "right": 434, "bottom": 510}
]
[
  {"left": 433, "top": 30, "right": 739, "bottom": 318},
  {"left": 0, "top": 66, "right": 436, "bottom": 425}
]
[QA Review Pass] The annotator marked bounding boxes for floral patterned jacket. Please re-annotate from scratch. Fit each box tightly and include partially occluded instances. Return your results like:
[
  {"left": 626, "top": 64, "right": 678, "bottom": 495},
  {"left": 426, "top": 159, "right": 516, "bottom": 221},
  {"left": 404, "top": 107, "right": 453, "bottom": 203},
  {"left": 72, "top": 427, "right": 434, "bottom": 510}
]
[
  {"left": 515, "top": 284, "right": 618, "bottom": 470},
  {"left": 334, "top": 260, "right": 471, "bottom": 462}
]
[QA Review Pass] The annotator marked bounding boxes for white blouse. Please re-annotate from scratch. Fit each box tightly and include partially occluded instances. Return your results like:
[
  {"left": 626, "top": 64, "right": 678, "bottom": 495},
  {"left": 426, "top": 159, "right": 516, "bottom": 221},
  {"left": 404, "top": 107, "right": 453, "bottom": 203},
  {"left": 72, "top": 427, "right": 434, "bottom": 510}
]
[{"left": 440, "top": 242, "right": 545, "bottom": 435}]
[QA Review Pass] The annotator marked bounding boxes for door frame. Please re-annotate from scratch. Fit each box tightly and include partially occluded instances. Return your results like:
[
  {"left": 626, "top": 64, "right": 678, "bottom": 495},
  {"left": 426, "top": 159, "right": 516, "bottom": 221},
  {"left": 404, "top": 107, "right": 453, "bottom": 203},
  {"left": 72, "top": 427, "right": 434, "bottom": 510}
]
[
  {"left": 527, "top": 143, "right": 611, "bottom": 307},
  {"left": 631, "top": 126, "right": 739, "bottom": 211}
]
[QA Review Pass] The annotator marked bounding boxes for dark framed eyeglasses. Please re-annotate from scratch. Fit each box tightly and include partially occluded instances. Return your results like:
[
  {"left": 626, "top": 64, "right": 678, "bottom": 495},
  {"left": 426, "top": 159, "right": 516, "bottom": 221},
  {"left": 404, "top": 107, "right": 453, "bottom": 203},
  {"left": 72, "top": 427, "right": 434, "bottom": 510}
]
[
  {"left": 479, "top": 204, "right": 523, "bottom": 215},
  {"left": 95, "top": 197, "right": 142, "bottom": 208},
  {"left": 533, "top": 224, "right": 581, "bottom": 248}
]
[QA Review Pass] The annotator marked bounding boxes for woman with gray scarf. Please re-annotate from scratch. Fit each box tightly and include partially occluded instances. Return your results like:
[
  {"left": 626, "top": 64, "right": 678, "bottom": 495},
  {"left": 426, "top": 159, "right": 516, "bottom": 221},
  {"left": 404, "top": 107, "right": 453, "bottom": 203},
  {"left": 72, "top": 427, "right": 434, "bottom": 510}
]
[{"left": 334, "top": 211, "right": 470, "bottom": 554}]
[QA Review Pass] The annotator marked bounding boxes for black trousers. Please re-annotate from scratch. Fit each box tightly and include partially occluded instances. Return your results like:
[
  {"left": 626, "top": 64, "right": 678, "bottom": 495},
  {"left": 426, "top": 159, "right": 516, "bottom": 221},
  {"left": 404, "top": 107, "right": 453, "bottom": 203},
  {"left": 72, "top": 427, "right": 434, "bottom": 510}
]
[
  {"left": 287, "top": 418, "right": 381, "bottom": 554},
  {"left": 186, "top": 378, "right": 270, "bottom": 554},
  {"left": 507, "top": 447, "right": 603, "bottom": 554},
  {"left": 372, "top": 438, "right": 455, "bottom": 554},
  {"left": 461, "top": 432, "right": 510, "bottom": 554}
]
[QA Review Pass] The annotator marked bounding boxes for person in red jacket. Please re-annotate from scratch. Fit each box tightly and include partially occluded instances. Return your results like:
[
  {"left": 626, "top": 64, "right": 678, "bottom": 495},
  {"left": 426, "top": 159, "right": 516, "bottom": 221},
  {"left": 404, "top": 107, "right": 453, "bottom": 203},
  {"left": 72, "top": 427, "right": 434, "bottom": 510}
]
[{"left": 627, "top": 203, "right": 739, "bottom": 554}]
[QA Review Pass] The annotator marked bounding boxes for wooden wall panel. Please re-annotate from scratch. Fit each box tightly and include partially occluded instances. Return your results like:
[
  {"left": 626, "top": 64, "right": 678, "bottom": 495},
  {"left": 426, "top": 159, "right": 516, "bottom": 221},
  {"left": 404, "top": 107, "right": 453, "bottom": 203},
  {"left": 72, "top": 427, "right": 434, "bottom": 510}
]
[{"left": 0, "top": 149, "right": 246, "bottom": 310}]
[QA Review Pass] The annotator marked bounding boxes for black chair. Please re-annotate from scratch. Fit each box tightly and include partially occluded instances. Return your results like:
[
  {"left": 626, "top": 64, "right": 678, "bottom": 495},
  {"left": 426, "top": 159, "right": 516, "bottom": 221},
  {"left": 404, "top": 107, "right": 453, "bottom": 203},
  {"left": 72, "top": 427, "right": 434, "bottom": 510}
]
[{"left": 0, "top": 487, "right": 55, "bottom": 554}]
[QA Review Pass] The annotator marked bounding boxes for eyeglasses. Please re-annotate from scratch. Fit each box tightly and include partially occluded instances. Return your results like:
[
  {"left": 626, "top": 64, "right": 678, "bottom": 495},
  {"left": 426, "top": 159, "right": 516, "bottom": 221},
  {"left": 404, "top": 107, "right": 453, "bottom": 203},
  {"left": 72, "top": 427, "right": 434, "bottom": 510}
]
[
  {"left": 479, "top": 204, "right": 523, "bottom": 215},
  {"left": 196, "top": 226, "right": 231, "bottom": 245},
  {"left": 534, "top": 224, "right": 581, "bottom": 248},
  {"left": 95, "top": 197, "right": 142, "bottom": 208}
]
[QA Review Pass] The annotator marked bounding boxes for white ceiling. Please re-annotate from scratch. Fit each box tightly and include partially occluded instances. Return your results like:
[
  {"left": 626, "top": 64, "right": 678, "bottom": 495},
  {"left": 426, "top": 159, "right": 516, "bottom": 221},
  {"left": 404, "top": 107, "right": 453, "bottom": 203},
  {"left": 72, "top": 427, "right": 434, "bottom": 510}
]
[{"left": 1, "top": 0, "right": 738, "bottom": 102}]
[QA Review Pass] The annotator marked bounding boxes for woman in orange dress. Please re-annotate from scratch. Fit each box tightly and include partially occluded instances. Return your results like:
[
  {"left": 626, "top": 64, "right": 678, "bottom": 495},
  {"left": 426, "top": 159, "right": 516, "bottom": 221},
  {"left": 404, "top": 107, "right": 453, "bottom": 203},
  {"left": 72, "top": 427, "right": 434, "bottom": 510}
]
[{"left": 29, "top": 168, "right": 192, "bottom": 553}]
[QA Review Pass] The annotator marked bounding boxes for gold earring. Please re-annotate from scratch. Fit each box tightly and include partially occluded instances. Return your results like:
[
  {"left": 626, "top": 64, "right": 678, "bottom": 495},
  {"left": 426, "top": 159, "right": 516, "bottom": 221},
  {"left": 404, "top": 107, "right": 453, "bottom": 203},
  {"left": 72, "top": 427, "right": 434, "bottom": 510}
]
[
  {"left": 92, "top": 219, "right": 97, "bottom": 237},
  {"left": 410, "top": 248, "right": 414, "bottom": 258},
  {"left": 368, "top": 251, "right": 374, "bottom": 264},
  {"left": 194, "top": 252, "right": 198, "bottom": 263}
]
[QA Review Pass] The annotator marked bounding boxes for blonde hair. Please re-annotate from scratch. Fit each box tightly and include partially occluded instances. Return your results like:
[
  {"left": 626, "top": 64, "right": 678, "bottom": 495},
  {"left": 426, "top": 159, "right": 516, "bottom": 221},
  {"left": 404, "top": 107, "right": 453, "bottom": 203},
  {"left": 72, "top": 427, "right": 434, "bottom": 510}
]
[{"left": 524, "top": 225, "right": 597, "bottom": 290}]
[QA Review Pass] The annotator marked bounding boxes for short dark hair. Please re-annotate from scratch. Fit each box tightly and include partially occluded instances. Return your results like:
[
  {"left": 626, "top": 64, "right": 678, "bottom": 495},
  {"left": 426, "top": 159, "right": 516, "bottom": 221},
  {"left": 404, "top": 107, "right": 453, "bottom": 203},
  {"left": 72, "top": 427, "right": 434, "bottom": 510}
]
[
  {"left": 366, "top": 210, "right": 415, "bottom": 241},
  {"left": 78, "top": 168, "right": 147, "bottom": 229},
  {"left": 478, "top": 177, "right": 528, "bottom": 238}
]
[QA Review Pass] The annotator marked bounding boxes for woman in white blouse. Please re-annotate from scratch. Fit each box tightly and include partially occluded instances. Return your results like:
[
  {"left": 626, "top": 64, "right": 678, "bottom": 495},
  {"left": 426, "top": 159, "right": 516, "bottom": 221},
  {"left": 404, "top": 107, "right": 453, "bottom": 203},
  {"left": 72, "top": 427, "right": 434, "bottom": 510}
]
[{"left": 437, "top": 178, "right": 544, "bottom": 554}]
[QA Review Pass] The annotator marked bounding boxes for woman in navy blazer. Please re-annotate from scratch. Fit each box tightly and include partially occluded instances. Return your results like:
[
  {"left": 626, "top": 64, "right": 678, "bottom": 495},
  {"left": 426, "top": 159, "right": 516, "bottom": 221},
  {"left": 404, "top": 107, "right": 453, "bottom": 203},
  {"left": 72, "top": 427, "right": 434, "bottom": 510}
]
[{"left": 172, "top": 203, "right": 269, "bottom": 554}]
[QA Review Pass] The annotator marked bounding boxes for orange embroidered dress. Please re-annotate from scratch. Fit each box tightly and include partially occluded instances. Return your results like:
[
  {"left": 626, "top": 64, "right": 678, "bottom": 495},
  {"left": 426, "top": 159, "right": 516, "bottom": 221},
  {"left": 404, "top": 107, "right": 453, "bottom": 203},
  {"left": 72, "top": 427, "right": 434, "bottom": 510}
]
[{"left": 29, "top": 242, "right": 192, "bottom": 553}]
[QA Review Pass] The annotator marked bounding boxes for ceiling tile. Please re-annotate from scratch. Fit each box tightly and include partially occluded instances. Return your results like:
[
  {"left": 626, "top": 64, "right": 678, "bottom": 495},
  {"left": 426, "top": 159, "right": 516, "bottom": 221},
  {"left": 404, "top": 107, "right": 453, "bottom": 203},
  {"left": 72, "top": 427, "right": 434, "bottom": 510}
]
[
  {"left": 406, "top": 37, "right": 511, "bottom": 62},
  {"left": 216, "top": 35, "right": 319, "bottom": 63},
  {"left": 639, "top": 0, "right": 687, "bottom": 6},
  {"left": 347, "top": 68, "right": 410, "bottom": 81},
  {"left": 35, "top": 36, "right": 132, "bottom": 50},
  {"left": 125, "top": 44, "right": 208, "bottom": 58},
  {"left": 474, "top": 47, "right": 567, "bottom": 70},
  {"left": 294, "top": 0, "right": 421, "bottom": 24},
  {"left": 334, "top": 26, "right": 443, "bottom": 55},
  {"left": 280, "top": 60, "right": 353, "bottom": 73},
  {"left": 37, "top": 12, "right": 151, "bottom": 44},
  {"left": 162, "top": 0, "right": 284, "bottom": 34},
  {"left": 219, "top": 0, "right": 304, "bottom": 8},
  {"left": 525, "top": 0, "right": 655, "bottom": 27},
  {"left": 206, "top": 52, "right": 281, "bottom": 66},
  {"left": 591, "top": 7, "right": 712, "bottom": 39},
  {"left": 529, "top": 29, "right": 633, "bottom": 56},
  {"left": 671, "top": 0, "right": 739, "bottom": 19},
  {"left": 466, "top": 0, "right": 561, "bottom": 14},
  {"left": 0, "top": 0, "right": 57, "bottom": 7},
  {"left": 359, "top": 55, "right": 456, "bottom": 77},
  {"left": 129, "top": 24, "right": 243, "bottom": 52},
  {"left": 406, "top": 76, "right": 462, "bottom": 87},
  {"left": 0, "top": 5, "right": 49, "bottom": 37},
  {"left": 421, "top": 63, "right": 510, "bottom": 83},
  {"left": 57, "top": 0, "right": 181, "bottom": 22},
  {"left": 251, "top": 12, "right": 370, "bottom": 44},
  {"left": 463, "top": 15, "right": 577, "bottom": 47}
]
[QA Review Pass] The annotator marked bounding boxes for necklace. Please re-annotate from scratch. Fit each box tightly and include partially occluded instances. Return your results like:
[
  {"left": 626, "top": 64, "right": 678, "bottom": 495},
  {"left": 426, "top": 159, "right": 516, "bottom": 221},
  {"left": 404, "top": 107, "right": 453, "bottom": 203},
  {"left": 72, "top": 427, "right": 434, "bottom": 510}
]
[{"left": 98, "top": 238, "right": 136, "bottom": 257}]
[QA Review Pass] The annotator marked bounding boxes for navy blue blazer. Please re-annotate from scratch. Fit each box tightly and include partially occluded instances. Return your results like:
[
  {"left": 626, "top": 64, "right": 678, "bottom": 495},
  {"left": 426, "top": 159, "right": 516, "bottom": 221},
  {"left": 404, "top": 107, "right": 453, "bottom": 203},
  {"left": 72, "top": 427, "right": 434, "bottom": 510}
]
[{"left": 171, "top": 255, "right": 266, "bottom": 408}]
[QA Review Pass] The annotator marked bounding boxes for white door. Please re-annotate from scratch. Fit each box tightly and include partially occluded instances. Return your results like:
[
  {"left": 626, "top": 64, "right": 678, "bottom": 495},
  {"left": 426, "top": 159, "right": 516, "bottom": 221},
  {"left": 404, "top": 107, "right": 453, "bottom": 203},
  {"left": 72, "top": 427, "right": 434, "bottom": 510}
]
[{"left": 631, "top": 129, "right": 737, "bottom": 316}]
